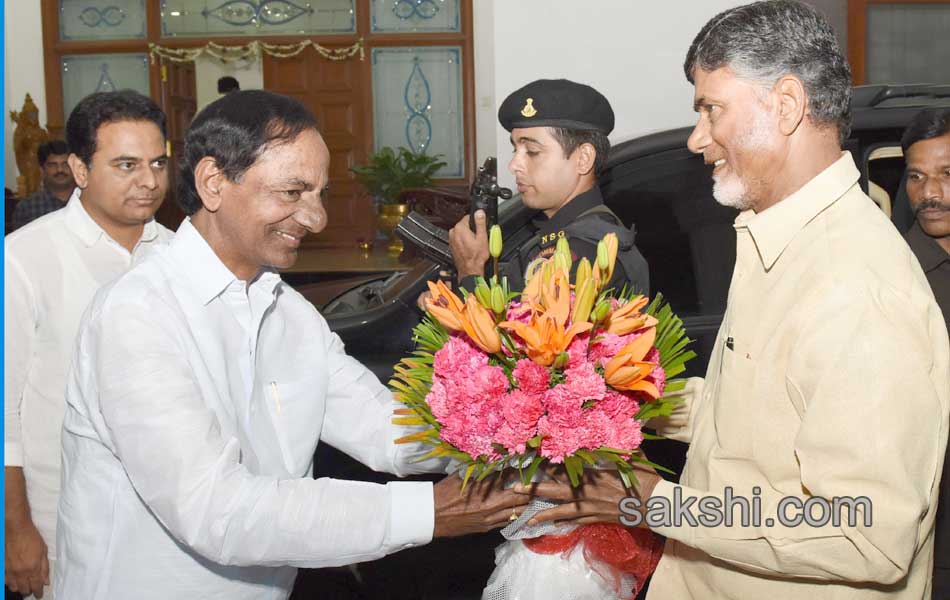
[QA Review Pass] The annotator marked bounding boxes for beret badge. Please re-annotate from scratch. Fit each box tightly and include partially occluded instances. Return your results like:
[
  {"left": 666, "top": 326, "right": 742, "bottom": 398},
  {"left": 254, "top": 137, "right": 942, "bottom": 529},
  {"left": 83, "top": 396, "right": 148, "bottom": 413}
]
[{"left": 520, "top": 98, "right": 537, "bottom": 118}]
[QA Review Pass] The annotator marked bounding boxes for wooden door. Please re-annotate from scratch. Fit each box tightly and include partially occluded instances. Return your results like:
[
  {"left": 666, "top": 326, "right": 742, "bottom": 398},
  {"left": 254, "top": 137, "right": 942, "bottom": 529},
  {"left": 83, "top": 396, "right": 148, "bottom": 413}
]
[
  {"left": 156, "top": 58, "right": 197, "bottom": 231},
  {"left": 264, "top": 51, "right": 373, "bottom": 248}
]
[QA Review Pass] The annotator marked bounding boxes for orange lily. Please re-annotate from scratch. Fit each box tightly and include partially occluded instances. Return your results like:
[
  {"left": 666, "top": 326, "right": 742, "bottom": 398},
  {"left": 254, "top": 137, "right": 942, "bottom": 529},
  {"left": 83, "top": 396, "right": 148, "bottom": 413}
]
[
  {"left": 500, "top": 270, "right": 592, "bottom": 366},
  {"left": 424, "top": 280, "right": 466, "bottom": 331},
  {"left": 604, "top": 295, "right": 658, "bottom": 335},
  {"left": 604, "top": 327, "right": 660, "bottom": 399},
  {"left": 460, "top": 294, "right": 502, "bottom": 353},
  {"left": 424, "top": 280, "right": 502, "bottom": 353}
]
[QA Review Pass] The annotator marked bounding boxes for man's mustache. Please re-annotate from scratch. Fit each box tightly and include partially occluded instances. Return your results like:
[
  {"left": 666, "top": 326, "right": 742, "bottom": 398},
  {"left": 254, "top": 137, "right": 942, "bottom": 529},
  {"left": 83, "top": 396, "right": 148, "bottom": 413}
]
[{"left": 914, "top": 200, "right": 950, "bottom": 215}]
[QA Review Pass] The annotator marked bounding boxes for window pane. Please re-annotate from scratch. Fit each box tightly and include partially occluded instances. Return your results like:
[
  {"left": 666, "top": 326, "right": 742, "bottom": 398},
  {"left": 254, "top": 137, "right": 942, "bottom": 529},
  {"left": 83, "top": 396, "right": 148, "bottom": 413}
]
[
  {"left": 161, "top": 0, "right": 356, "bottom": 36},
  {"left": 60, "top": 0, "right": 146, "bottom": 41},
  {"left": 372, "top": 47, "right": 464, "bottom": 178},
  {"left": 61, "top": 54, "right": 151, "bottom": 120},
  {"left": 866, "top": 4, "right": 950, "bottom": 84},
  {"left": 371, "top": 0, "right": 460, "bottom": 33}
]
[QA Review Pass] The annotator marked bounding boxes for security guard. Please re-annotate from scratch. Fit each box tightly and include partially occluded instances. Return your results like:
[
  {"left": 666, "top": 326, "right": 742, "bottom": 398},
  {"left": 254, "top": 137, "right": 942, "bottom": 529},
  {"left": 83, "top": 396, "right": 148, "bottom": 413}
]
[{"left": 450, "top": 78, "right": 649, "bottom": 295}]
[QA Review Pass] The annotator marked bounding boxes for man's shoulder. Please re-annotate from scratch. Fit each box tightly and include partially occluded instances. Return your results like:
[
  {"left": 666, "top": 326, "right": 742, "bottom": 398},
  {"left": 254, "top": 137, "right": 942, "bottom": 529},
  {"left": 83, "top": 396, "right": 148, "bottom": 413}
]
[
  {"left": 92, "top": 247, "right": 174, "bottom": 314},
  {"left": 566, "top": 208, "right": 633, "bottom": 244},
  {"left": 5, "top": 206, "right": 69, "bottom": 257},
  {"left": 805, "top": 192, "right": 935, "bottom": 309}
]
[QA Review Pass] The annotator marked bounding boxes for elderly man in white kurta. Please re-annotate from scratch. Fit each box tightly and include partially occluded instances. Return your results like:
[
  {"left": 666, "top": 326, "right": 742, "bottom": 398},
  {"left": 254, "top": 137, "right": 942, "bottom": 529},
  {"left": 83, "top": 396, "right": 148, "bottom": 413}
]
[{"left": 54, "top": 89, "right": 527, "bottom": 599}]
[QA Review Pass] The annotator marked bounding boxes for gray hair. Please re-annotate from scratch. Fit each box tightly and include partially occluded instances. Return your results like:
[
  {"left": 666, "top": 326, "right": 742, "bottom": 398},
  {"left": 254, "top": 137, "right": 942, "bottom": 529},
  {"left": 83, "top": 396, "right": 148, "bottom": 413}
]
[{"left": 684, "top": 0, "right": 852, "bottom": 142}]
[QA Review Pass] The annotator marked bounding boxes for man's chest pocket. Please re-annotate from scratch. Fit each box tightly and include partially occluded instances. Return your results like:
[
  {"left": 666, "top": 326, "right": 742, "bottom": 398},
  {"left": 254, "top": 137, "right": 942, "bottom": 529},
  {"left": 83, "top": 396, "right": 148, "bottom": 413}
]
[
  {"left": 713, "top": 338, "right": 759, "bottom": 456},
  {"left": 263, "top": 376, "right": 326, "bottom": 476}
]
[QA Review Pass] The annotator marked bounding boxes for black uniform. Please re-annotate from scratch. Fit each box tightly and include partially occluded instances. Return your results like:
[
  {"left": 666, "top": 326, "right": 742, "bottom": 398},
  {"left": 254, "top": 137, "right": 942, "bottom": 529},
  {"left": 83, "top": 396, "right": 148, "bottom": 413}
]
[
  {"left": 460, "top": 78, "right": 649, "bottom": 296},
  {"left": 460, "top": 186, "right": 649, "bottom": 296}
]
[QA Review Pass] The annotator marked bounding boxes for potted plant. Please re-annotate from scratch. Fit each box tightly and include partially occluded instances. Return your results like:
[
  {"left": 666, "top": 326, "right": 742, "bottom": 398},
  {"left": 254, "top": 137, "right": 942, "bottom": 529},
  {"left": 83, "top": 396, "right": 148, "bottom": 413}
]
[{"left": 352, "top": 147, "right": 447, "bottom": 253}]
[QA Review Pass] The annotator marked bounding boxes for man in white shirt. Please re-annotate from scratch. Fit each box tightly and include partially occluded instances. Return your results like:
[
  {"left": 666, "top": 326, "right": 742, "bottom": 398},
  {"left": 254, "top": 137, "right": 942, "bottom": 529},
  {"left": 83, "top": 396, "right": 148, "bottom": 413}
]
[
  {"left": 54, "top": 89, "right": 527, "bottom": 599},
  {"left": 5, "top": 90, "right": 173, "bottom": 599}
]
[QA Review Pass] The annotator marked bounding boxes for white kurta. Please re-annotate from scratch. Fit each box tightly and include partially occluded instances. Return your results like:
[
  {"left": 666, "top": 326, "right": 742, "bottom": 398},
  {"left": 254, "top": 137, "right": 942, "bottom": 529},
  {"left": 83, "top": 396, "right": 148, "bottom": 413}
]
[
  {"left": 4, "top": 189, "right": 171, "bottom": 576},
  {"left": 55, "top": 219, "right": 439, "bottom": 599}
]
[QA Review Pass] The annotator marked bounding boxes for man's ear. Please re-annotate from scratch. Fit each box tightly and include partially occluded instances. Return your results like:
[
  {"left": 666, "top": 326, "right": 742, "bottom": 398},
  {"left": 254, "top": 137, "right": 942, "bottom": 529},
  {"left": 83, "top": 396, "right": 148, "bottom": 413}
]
[
  {"left": 193, "top": 156, "right": 226, "bottom": 212},
  {"left": 67, "top": 154, "right": 89, "bottom": 189},
  {"left": 573, "top": 142, "right": 597, "bottom": 177},
  {"left": 775, "top": 75, "right": 807, "bottom": 137}
]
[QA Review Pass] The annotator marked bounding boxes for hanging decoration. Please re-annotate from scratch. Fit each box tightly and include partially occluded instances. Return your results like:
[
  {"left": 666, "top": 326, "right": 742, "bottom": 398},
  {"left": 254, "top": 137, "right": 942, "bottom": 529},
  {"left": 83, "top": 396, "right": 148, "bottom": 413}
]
[{"left": 148, "top": 39, "right": 364, "bottom": 64}]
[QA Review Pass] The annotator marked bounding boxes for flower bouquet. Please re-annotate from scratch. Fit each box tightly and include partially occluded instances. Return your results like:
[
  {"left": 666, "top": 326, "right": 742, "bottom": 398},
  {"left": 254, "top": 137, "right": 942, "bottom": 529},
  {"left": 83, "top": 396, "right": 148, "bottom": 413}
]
[{"left": 391, "top": 230, "right": 695, "bottom": 599}]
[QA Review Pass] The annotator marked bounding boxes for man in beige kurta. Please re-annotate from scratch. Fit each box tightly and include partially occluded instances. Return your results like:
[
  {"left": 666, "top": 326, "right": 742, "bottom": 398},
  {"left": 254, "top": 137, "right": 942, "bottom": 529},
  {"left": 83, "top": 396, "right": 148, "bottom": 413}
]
[{"left": 522, "top": 2, "right": 950, "bottom": 598}]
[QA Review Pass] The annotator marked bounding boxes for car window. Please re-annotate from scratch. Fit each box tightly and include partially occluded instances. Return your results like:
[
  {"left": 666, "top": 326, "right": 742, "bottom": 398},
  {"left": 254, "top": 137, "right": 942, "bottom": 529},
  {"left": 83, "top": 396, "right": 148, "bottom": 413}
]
[
  {"left": 865, "top": 143, "right": 914, "bottom": 232},
  {"left": 601, "top": 146, "right": 738, "bottom": 318}
]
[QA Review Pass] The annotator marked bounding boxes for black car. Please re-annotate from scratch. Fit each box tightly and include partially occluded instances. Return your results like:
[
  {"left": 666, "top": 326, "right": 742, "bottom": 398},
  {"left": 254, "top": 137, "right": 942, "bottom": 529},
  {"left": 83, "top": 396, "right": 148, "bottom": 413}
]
[{"left": 292, "top": 84, "right": 950, "bottom": 600}]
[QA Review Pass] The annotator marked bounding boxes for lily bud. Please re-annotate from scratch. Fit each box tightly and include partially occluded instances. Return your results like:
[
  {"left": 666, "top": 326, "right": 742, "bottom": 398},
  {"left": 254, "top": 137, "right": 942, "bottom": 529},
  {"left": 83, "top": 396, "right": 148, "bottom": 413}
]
[
  {"left": 571, "top": 278, "right": 596, "bottom": 324},
  {"left": 490, "top": 284, "right": 506, "bottom": 315},
  {"left": 489, "top": 224, "right": 503, "bottom": 259},
  {"left": 556, "top": 236, "right": 571, "bottom": 259},
  {"left": 553, "top": 351, "right": 570, "bottom": 370},
  {"left": 553, "top": 251, "right": 571, "bottom": 276},
  {"left": 474, "top": 282, "right": 492, "bottom": 308},
  {"left": 575, "top": 257, "right": 592, "bottom": 287},
  {"left": 591, "top": 299, "right": 611, "bottom": 323},
  {"left": 597, "top": 239, "right": 610, "bottom": 271}
]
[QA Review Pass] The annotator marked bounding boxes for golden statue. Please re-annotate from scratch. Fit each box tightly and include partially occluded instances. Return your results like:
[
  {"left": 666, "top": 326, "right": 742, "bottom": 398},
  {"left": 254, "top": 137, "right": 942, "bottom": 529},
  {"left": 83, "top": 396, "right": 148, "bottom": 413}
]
[{"left": 10, "top": 94, "right": 49, "bottom": 197}]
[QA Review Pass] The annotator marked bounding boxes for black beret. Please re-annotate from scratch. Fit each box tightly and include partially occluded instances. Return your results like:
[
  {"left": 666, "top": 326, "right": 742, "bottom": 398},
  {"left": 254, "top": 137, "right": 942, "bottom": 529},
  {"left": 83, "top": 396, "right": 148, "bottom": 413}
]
[{"left": 498, "top": 79, "right": 614, "bottom": 134}]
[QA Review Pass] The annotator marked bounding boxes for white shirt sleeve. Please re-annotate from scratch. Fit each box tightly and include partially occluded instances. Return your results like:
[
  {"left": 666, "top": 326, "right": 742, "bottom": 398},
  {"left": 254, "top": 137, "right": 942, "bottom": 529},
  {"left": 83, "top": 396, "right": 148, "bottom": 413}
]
[
  {"left": 4, "top": 254, "right": 35, "bottom": 467},
  {"left": 80, "top": 295, "right": 433, "bottom": 569}
]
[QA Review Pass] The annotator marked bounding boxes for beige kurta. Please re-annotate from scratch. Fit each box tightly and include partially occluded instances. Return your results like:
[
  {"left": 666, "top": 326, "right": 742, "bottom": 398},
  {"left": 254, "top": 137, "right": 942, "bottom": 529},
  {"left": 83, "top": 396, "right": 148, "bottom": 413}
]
[{"left": 647, "top": 153, "right": 950, "bottom": 599}]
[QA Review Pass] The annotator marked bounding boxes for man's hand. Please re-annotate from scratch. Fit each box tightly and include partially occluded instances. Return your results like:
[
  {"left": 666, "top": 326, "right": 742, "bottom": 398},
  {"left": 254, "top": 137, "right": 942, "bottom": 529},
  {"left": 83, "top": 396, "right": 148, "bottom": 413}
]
[
  {"left": 512, "top": 463, "right": 662, "bottom": 527},
  {"left": 433, "top": 472, "right": 530, "bottom": 537},
  {"left": 5, "top": 519, "right": 49, "bottom": 598},
  {"left": 448, "top": 210, "right": 489, "bottom": 280}
]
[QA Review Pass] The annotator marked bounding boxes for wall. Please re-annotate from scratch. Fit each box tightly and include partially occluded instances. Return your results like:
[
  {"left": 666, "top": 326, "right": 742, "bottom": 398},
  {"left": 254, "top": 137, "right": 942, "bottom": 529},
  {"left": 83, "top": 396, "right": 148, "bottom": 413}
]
[{"left": 4, "top": 1, "right": 48, "bottom": 189}]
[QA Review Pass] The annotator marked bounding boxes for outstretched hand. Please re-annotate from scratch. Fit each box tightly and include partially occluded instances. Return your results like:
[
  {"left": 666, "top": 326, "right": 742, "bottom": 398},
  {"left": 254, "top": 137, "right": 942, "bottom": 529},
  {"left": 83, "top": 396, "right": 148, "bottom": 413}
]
[
  {"left": 512, "top": 463, "right": 661, "bottom": 528},
  {"left": 433, "top": 471, "right": 531, "bottom": 538}
]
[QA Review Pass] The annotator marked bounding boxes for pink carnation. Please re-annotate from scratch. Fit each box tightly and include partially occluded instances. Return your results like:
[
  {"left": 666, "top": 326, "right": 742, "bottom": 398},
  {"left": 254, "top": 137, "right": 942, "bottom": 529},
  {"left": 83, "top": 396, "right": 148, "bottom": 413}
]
[
  {"left": 603, "top": 415, "right": 644, "bottom": 452},
  {"left": 513, "top": 359, "right": 550, "bottom": 394},
  {"left": 537, "top": 416, "right": 587, "bottom": 463},
  {"left": 433, "top": 335, "right": 487, "bottom": 376},
  {"left": 597, "top": 388, "right": 640, "bottom": 420},
  {"left": 566, "top": 334, "right": 590, "bottom": 367},
  {"left": 563, "top": 361, "right": 606, "bottom": 402},
  {"left": 471, "top": 364, "right": 510, "bottom": 397},
  {"left": 425, "top": 379, "right": 449, "bottom": 420},
  {"left": 542, "top": 383, "right": 584, "bottom": 427}
]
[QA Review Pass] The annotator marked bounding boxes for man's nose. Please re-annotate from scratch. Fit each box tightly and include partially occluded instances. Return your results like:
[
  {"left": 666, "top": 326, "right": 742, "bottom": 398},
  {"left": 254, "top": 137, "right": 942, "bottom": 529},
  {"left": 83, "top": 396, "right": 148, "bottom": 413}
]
[
  {"left": 687, "top": 118, "right": 710, "bottom": 155},
  {"left": 921, "top": 176, "right": 945, "bottom": 201},
  {"left": 138, "top": 166, "right": 162, "bottom": 190},
  {"left": 295, "top": 194, "right": 328, "bottom": 234},
  {"left": 508, "top": 153, "right": 523, "bottom": 175}
]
